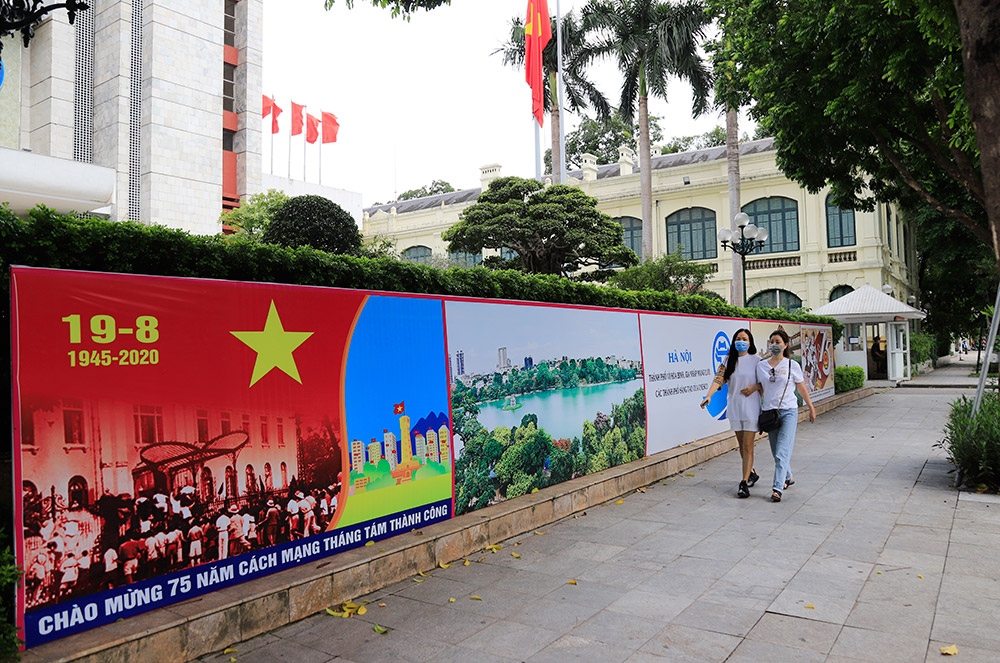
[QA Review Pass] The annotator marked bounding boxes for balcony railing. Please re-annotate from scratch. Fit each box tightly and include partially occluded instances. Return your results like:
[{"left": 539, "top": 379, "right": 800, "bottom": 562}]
[
  {"left": 745, "top": 255, "right": 801, "bottom": 270},
  {"left": 828, "top": 250, "right": 858, "bottom": 263}
]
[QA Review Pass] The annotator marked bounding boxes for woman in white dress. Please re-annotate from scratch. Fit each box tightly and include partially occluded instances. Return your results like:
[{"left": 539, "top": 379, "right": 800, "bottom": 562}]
[{"left": 701, "top": 328, "right": 764, "bottom": 498}]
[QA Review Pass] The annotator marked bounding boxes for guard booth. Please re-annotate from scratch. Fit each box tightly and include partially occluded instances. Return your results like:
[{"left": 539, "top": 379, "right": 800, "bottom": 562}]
[{"left": 812, "top": 284, "right": 927, "bottom": 383}]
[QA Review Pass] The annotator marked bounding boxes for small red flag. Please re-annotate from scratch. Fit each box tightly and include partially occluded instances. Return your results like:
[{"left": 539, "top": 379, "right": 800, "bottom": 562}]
[
  {"left": 393, "top": 401, "right": 405, "bottom": 415},
  {"left": 262, "top": 95, "right": 274, "bottom": 118},
  {"left": 305, "top": 113, "right": 320, "bottom": 144},
  {"left": 321, "top": 112, "right": 339, "bottom": 143},
  {"left": 525, "top": 0, "right": 551, "bottom": 127},
  {"left": 271, "top": 101, "right": 283, "bottom": 134},
  {"left": 290, "top": 102, "right": 305, "bottom": 136}
]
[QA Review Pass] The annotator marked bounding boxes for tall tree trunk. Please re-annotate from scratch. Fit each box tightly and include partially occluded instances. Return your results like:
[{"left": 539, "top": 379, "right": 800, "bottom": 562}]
[
  {"left": 549, "top": 72, "right": 562, "bottom": 180},
  {"left": 953, "top": 0, "right": 1000, "bottom": 270},
  {"left": 638, "top": 94, "right": 653, "bottom": 261},
  {"left": 726, "top": 109, "right": 744, "bottom": 306}
]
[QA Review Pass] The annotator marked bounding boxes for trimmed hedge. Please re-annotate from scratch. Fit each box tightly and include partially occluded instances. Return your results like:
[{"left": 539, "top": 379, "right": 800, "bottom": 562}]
[{"left": 834, "top": 365, "right": 865, "bottom": 393}]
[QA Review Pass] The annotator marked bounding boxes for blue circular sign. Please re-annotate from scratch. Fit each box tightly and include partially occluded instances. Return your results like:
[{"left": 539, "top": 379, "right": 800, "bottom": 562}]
[
  {"left": 706, "top": 331, "right": 731, "bottom": 420},
  {"left": 0, "top": 58, "right": 5, "bottom": 93}
]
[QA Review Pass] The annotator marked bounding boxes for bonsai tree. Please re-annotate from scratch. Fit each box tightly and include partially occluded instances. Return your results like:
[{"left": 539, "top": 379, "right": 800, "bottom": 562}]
[{"left": 261, "top": 195, "right": 362, "bottom": 255}]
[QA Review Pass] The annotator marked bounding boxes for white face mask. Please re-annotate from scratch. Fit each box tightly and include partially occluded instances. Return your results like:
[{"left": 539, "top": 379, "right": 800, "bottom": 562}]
[{"left": 769, "top": 344, "right": 783, "bottom": 356}]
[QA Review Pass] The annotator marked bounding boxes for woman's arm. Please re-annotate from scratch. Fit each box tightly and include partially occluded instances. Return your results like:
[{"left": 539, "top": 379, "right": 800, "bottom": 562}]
[
  {"left": 700, "top": 364, "right": 726, "bottom": 408},
  {"left": 795, "top": 381, "right": 817, "bottom": 422}
]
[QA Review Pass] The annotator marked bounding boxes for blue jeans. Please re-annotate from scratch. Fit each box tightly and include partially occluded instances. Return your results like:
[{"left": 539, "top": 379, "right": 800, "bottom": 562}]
[{"left": 769, "top": 408, "right": 798, "bottom": 493}]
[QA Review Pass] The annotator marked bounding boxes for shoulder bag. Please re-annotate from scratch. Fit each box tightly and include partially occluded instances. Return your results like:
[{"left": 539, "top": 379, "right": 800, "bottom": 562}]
[{"left": 757, "top": 358, "right": 791, "bottom": 433}]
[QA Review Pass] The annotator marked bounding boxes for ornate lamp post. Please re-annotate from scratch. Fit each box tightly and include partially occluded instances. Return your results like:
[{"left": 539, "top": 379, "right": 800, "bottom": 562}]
[
  {"left": 0, "top": 1, "right": 88, "bottom": 56},
  {"left": 718, "top": 212, "right": 768, "bottom": 307}
]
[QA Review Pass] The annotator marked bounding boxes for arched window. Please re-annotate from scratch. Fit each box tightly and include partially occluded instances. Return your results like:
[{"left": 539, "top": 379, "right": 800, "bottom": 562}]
[
  {"left": 743, "top": 197, "right": 799, "bottom": 254},
  {"left": 68, "top": 476, "right": 89, "bottom": 509},
  {"left": 826, "top": 195, "right": 856, "bottom": 247},
  {"left": 201, "top": 467, "right": 215, "bottom": 501},
  {"left": 830, "top": 285, "right": 854, "bottom": 302},
  {"left": 280, "top": 462, "right": 288, "bottom": 489},
  {"left": 449, "top": 251, "right": 482, "bottom": 268},
  {"left": 245, "top": 465, "right": 257, "bottom": 493},
  {"left": 666, "top": 208, "right": 717, "bottom": 260},
  {"left": 614, "top": 216, "right": 643, "bottom": 259},
  {"left": 401, "top": 245, "right": 433, "bottom": 265},
  {"left": 263, "top": 463, "right": 273, "bottom": 491},
  {"left": 747, "top": 289, "right": 803, "bottom": 312},
  {"left": 225, "top": 466, "right": 238, "bottom": 498}
]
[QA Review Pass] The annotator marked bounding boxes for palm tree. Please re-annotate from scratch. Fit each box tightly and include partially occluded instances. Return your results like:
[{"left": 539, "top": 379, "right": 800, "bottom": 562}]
[
  {"left": 495, "top": 9, "right": 612, "bottom": 181},
  {"left": 581, "top": 0, "right": 712, "bottom": 260}
]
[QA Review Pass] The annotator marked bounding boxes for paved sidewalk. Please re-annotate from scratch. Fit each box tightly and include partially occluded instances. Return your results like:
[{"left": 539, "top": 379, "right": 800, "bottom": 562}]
[
  {"left": 901, "top": 355, "right": 982, "bottom": 389},
  {"left": 199, "top": 387, "right": 1000, "bottom": 663}
]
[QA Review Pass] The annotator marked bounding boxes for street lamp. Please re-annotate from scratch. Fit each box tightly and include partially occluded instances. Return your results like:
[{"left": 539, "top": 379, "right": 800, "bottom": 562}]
[
  {"left": 0, "top": 1, "right": 88, "bottom": 61},
  {"left": 718, "top": 212, "right": 768, "bottom": 307}
]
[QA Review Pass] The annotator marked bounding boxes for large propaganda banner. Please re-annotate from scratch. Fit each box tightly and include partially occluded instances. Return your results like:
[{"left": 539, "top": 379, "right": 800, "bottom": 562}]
[
  {"left": 10, "top": 268, "right": 452, "bottom": 647},
  {"left": 9, "top": 266, "right": 834, "bottom": 648}
]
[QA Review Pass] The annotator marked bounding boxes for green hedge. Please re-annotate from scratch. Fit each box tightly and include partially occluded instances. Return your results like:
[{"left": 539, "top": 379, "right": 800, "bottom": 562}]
[
  {"left": 942, "top": 393, "right": 1000, "bottom": 492},
  {"left": 910, "top": 332, "right": 937, "bottom": 366},
  {"left": 834, "top": 365, "right": 865, "bottom": 393}
]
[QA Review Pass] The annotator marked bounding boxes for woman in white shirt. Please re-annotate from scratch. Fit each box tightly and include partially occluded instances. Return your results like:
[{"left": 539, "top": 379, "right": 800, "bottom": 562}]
[
  {"left": 757, "top": 328, "right": 816, "bottom": 502},
  {"left": 701, "top": 328, "right": 764, "bottom": 498}
]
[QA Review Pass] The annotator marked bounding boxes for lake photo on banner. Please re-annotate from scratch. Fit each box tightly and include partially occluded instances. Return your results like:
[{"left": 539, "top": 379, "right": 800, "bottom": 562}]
[{"left": 474, "top": 379, "right": 645, "bottom": 441}]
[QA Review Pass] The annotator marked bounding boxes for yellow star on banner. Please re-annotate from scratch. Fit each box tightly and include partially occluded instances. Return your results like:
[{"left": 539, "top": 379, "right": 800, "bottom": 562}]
[{"left": 231, "top": 301, "right": 314, "bottom": 387}]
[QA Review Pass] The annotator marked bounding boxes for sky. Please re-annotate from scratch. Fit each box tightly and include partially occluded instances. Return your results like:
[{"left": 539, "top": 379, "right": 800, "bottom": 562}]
[{"left": 262, "top": 0, "right": 742, "bottom": 207}]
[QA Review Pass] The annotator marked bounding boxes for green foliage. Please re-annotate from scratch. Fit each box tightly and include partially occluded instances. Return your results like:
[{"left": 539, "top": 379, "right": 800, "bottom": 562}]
[
  {"left": 608, "top": 251, "right": 714, "bottom": 294},
  {"left": 941, "top": 393, "right": 1000, "bottom": 491},
  {"left": 323, "top": 0, "right": 448, "bottom": 17},
  {"left": 443, "top": 176, "right": 640, "bottom": 276},
  {"left": 0, "top": 529, "right": 21, "bottom": 660},
  {"left": 547, "top": 112, "right": 664, "bottom": 171},
  {"left": 708, "top": 0, "right": 993, "bottom": 249},
  {"left": 909, "top": 332, "right": 938, "bottom": 366},
  {"left": 261, "top": 195, "right": 362, "bottom": 255},
  {"left": 834, "top": 366, "right": 865, "bottom": 393},
  {"left": 396, "top": 180, "right": 455, "bottom": 201},
  {"left": 219, "top": 189, "right": 289, "bottom": 240},
  {"left": 660, "top": 126, "right": 728, "bottom": 154}
]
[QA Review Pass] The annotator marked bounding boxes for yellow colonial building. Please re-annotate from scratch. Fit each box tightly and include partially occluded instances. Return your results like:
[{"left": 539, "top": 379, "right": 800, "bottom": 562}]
[{"left": 362, "top": 139, "right": 918, "bottom": 311}]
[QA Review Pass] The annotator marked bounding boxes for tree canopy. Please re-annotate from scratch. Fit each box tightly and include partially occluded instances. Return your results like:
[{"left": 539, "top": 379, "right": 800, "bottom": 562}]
[
  {"left": 397, "top": 179, "right": 455, "bottom": 201},
  {"left": 608, "top": 250, "right": 715, "bottom": 294},
  {"left": 323, "top": 0, "right": 449, "bottom": 17},
  {"left": 261, "top": 194, "right": 362, "bottom": 255},
  {"left": 219, "top": 189, "right": 289, "bottom": 240},
  {"left": 708, "top": 0, "right": 993, "bottom": 255},
  {"left": 442, "top": 176, "right": 638, "bottom": 277},
  {"left": 548, "top": 112, "right": 664, "bottom": 171}
]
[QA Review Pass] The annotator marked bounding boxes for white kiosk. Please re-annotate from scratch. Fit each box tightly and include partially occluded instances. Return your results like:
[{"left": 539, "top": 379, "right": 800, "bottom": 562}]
[{"left": 812, "top": 284, "right": 927, "bottom": 384}]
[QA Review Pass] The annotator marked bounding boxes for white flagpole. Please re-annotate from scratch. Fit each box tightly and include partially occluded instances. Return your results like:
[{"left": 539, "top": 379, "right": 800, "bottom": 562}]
[
  {"left": 555, "top": 0, "right": 566, "bottom": 184},
  {"left": 270, "top": 93, "right": 275, "bottom": 175},
  {"left": 319, "top": 112, "right": 323, "bottom": 186},
  {"left": 302, "top": 107, "right": 308, "bottom": 183},
  {"left": 534, "top": 115, "right": 542, "bottom": 180}
]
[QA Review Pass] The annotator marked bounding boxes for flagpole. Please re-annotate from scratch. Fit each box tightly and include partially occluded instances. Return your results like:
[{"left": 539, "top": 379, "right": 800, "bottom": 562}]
[
  {"left": 319, "top": 113, "right": 323, "bottom": 186},
  {"left": 302, "top": 107, "right": 308, "bottom": 183},
  {"left": 534, "top": 115, "right": 542, "bottom": 181},
  {"left": 555, "top": 0, "right": 566, "bottom": 184},
  {"left": 270, "top": 92, "right": 275, "bottom": 175}
]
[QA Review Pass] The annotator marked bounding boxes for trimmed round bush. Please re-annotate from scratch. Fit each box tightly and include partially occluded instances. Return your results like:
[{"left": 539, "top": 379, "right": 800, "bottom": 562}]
[{"left": 261, "top": 194, "right": 361, "bottom": 255}]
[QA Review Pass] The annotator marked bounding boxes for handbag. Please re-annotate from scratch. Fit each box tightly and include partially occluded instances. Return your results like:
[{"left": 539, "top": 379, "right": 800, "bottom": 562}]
[{"left": 758, "top": 358, "right": 791, "bottom": 433}]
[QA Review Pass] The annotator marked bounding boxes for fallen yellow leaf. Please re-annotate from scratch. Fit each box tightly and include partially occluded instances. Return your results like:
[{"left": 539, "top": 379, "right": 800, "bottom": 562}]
[
  {"left": 439, "top": 561, "right": 451, "bottom": 569},
  {"left": 365, "top": 540, "right": 374, "bottom": 546},
  {"left": 804, "top": 603, "right": 815, "bottom": 609},
  {"left": 940, "top": 644, "right": 958, "bottom": 656},
  {"left": 413, "top": 577, "right": 425, "bottom": 583},
  {"left": 373, "top": 623, "right": 391, "bottom": 634},
  {"left": 357, "top": 605, "right": 368, "bottom": 616},
  {"left": 476, "top": 556, "right": 485, "bottom": 562},
  {"left": 534, "top": 531, "right": 547, "bottom": 535},
  {"left": 230, "top": 658, "right": 236, "bottom": 663},
  {"left": 378, "top": 602, "right": 387, "bottom": 607},
  {"left": 876, "top": 571, "right": 882, "bottom": 575},
  {"left": 511, "top": 552, "right": 522, "bottom": 559},
  {"left": 418, "top": 571, "right": 430, "bottom": 577},
  {"left": 326, "top": 608, "right": 346, "bottom": 617},
  {"left": 917, "top": 574, "right": 924, "bottom": 579},
  {"left": 614, "top": 499, "right": 624, "bottom": 505},
  {"left": 223, "top": 648, "right": 238, "bottom": 654},
  {"left": 342, "top": 600, "right": 358, "bottom": 610},
  {"left": 449, "top": 598, "right": 456, "bottom": 603},
  {"left": 573, "top": 515, "right": 580, "bottom": 519},
  {"left": 485, "top": 544, "right": 502, "bottom": 553},
  {"left": 567, "top": 579, "right": 577, "bottom": 585},
  {"left": 463, "top": 559, "right": 471, "bottom": 566},
  {"left": 470, "top": 595, "right": 482, "bottom": 601},
  {"left": 636, "top": 487, "right": 646, "bottom": 493},
  {"left": 531, "top": 487, "right": 539, "bottom": 493},
  {"left": 514, "top": 542, "right": 521, "bottom": 547},
  {"left": 685, "top": 473, "right": 696, "bottom": 477}
]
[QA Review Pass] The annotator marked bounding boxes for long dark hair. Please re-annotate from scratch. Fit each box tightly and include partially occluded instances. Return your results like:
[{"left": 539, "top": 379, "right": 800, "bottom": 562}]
[
  {"left": 723, "top": 328, "right": 756, "bottom": 381},
  {"left": 769, "top": 328, "right": 792, "bottom": 358}
]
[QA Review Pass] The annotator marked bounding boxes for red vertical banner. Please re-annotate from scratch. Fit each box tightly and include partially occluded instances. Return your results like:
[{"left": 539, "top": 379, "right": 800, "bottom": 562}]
[
  {"left": 290, "top": 102, "right": 305, "bottom": 136},
  {"left": 524, "top": 0, "right": 551, "bottom": 127},
  {"left": 321, "top": 112, "right": 339, "bottom": 143},
  {"left": 305, "top": 113, "right": 320, "bottom": 144}
]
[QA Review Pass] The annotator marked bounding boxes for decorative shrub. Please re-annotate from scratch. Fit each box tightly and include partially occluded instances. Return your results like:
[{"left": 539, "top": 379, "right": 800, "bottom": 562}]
[
  {"left": 834, "top": 365, "right": 865, "bottom": 393},
  {"left": 260, "top": 194, "right": 362, "bottom": 255},
  {"left": 941, "top": 392, "right": 1000, "bottom": 491},
  {"left": 910, "top": 332, "right": 937, "bottom": 366}
]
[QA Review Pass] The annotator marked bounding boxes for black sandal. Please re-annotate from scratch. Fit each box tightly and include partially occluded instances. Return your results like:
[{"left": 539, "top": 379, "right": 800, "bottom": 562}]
[
  {"left": 748, "top": 470, "right": 759, "bottom": 487},
  {"left": 771, "top": 490, "right": 782, "bottom": 502},
  {"left": 738, "top": 481, "right": 750, "bottom": 499},
  {"left": 784, "top": 478, "right": 795, "bottom": 490}
]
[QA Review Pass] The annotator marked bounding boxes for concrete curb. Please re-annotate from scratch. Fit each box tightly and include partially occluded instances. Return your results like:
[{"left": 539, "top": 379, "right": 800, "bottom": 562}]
[{"left": 23, "top": 387, "right": 874, "bottom": 663}]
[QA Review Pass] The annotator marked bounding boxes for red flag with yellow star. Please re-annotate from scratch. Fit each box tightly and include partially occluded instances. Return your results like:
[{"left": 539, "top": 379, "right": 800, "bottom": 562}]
[{"left": 525, "top": 0, "right": 551, "bottom": 127}]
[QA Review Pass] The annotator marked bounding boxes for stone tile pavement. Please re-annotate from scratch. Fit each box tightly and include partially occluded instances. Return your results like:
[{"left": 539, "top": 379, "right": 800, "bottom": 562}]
[{"left": 198, "top": 387, "right": 1000, "bottom": 663}]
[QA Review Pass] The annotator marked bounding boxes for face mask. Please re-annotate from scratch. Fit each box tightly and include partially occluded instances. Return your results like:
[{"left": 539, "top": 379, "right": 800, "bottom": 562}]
[
  {"left": 769, "top": 344, "right": 783, "bottom": 356},
  {"left": 734, "top": 340, "right": 750, "bottom": 353}
]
